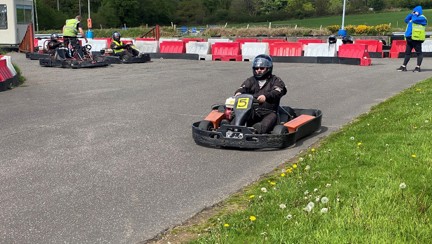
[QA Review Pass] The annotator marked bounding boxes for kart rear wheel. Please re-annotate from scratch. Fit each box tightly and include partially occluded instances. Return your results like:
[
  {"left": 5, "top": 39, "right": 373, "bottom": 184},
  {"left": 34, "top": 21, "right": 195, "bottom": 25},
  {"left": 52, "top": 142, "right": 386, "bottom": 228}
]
[
  {"left": 198, "top": 120, "right": 214, "bottom": 131},
  {"left": 272, "top": 125, "right": 288, "bottom": 135}
]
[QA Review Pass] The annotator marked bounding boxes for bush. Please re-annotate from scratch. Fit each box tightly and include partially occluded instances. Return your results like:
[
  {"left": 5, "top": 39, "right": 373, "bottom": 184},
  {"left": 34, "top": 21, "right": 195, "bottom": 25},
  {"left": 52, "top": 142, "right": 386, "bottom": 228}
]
[{"left": 327, "top": 25, "right": 340, "bottom": 33}]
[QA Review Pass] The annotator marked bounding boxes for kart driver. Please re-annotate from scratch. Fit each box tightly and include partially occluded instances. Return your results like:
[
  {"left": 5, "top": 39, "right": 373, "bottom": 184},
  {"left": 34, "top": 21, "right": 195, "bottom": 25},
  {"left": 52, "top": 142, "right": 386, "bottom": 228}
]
[
  {"left": 47, "top": 33, "right": 62, "bottom": 55},
  {"left": 234, "top": 54, "right": 287, "bottom": 134},
  {"left": 110, "top": 31, "right": 140, "bottom": 60}
]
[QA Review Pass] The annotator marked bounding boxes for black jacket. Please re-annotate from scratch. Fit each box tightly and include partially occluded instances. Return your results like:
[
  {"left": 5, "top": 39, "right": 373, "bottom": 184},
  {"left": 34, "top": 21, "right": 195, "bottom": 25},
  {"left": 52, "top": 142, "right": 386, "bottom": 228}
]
[{"left": 235, "top": 75, "right": 287, "bottom": 112}]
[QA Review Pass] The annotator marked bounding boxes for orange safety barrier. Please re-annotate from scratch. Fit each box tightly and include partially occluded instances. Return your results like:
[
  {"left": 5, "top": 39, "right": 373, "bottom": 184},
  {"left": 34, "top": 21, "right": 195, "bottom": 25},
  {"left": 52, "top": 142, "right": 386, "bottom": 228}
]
[
  {"left": 121, "top": 39, "right": 134, "bottom": 45},
  {"left": 283, "top": 114, "right": 315, "bottom": 133},
  {"left": 338, "top": 44, "right": 372, "bottom": 66},
  {"left": 269, "top": 42, "right": 303, "bottom": 57},
  {"left": 389, "top": 40, "right": 407, "bottom": 59},
  {"left": 297, "top": 39, "right": 324, "bottom": 45},
  {"left": 0, "top": 59, "right": 14, "bottom": 82},
  {"left": 182, "top": 38, "right": 205, "bottom": 43},
  {"left": 261, "top": 38, "right": 286, "bottom": 45},
  {"left": 160, "top": 41, "right": 186, "bottom": 53},
  {"left": 212, "top": 42, "right": 242, "bottom": 61},
  {"left": 19, "top": 23, "right": 35, "bottom": 53},
  {"left": 355, "top": 40, "right": 383, "bottom": 57}
]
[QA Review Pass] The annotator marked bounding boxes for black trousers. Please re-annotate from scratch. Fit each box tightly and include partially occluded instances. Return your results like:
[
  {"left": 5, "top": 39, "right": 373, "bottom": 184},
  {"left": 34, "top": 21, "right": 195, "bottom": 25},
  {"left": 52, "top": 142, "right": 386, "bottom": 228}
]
[
  {"left": 63, "top": 37, "right": 83, "bottom": 58},
  {"left": 403, "top": 37, "right": 423, "bottom": 66},
  {"left": 248, "top": 109, "right": 277, "bottom": 134}
]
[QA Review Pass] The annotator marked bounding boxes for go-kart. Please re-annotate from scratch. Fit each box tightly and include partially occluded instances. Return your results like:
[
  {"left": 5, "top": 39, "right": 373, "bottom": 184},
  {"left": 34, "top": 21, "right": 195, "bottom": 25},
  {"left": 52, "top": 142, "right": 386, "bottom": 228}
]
[
  {"left": 192, "top": 94, "right": 322, "bottom": 149},
  {"left": 39, "top": 44, "right": 109, "bottom": 69},
  {"left": 26, "top": 39, "right": 55, "bottom": 60},
  {"left": 98, "top": 44, "right": 151, "bottom": 64}
]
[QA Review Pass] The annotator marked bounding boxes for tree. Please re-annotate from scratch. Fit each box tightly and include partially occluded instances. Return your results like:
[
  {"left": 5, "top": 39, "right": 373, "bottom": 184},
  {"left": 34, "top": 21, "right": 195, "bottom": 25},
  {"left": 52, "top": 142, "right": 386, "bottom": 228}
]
[
  {"left": 314, "top": 0, "right": 329, "bottom": 16},
  {"left": 328, "top": 0, "right": 343, "bottom": 15},
  {"left": 369, "top": 0, "right": 385, "bottom": 11},
  {"left": 175, "top": 0, "right": 206, "bottom": 24},
  {"left": 227, "top": 0, "right": 259, "bottom": 22}
]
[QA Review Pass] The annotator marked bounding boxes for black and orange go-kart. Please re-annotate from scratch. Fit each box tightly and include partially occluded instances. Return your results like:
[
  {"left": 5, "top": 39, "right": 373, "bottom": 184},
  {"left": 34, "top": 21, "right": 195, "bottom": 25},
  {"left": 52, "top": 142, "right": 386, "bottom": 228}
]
[
  {"left": 192, "top": 94, "right": 322, "bottom": 149},
  {"left": 97, "top": 46, "right": 151, "bottom": 64},
  {"left": 39, "top": 44, "right": 109, "bottom": 69}
]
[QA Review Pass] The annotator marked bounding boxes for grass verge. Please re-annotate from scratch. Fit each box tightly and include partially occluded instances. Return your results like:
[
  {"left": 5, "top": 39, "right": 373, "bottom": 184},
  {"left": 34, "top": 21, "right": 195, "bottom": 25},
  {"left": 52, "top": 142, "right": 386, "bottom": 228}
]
[{"left": 153, "top": 78, "right": 432, "bottom": 243}]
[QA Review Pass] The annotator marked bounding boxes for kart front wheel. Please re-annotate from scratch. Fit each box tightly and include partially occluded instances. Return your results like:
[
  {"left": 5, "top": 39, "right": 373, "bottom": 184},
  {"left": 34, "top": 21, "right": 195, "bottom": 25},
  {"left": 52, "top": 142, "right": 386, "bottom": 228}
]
[
  {"left": 198, "top": 120, "right": 214, "bottom": 131},
  {"left": 272, "top": 125, "right": 288, "bottom": 135}
]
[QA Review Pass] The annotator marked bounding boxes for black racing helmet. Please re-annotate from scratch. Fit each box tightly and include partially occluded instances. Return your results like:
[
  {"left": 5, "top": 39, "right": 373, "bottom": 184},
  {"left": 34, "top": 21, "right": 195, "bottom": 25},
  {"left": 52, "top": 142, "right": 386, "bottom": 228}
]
[
  {"left": 342, "top": 35, "right": 354, "bottom": 44},
  {"left": 252, "top": 54, "right": 273, "bottom": 80},
  {"left": 112, "top": 31, "right": 121, "bottom": 42},
  {"left": 50, "top": 33, "right": 59, "bottom": 41},
  {"left": 328, "top": 35, "right": 337, "bottom": 44}
]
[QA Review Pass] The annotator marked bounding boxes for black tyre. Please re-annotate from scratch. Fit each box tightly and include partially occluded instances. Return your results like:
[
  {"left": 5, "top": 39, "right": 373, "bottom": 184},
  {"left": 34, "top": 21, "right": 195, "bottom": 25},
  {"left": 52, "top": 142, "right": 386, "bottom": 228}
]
[
  {"left": 272, "top": 125, "right": 288, "bottom": 135},
  {"left": 220, "top": 119, "right": 230, "bottom": 126},
  {"left": 198, "top": 120, "right": 214, "bottom": 131}
]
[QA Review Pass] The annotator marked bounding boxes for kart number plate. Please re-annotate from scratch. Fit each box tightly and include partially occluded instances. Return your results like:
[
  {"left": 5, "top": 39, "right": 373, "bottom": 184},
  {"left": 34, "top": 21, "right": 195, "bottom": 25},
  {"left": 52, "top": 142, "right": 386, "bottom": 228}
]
[
  {"left": 226, "top": 131, "right": 244, "bottom": 139},
  {"left": 236, "top": 98, "right": 250, "bottom": 109}
]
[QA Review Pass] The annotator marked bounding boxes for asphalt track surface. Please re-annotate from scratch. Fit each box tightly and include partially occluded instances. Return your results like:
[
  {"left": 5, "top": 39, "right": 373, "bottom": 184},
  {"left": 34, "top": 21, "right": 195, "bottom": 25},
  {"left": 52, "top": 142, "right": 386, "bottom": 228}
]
[{"left": 1, "top": 52, "right": 431, "bottom": 243}]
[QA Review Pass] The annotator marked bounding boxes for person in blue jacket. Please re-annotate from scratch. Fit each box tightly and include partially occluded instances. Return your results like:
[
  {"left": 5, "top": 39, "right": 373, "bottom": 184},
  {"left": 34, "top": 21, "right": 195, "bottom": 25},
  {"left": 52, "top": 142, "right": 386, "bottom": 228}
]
[{"left": 397, "top": 6, "right": 428, "bottom": 72}]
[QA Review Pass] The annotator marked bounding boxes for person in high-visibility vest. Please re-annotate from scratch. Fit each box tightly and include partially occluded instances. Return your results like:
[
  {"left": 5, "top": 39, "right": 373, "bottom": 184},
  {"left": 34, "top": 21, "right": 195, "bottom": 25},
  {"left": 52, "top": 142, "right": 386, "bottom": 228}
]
[
  {"left": 397, "top": 6, "right": 428, "bottom": 72},
  {"left": 62, "top": 15, "right": 88, "bottom": 58},
  {"left": 110, "top": 31, "right": 140, "bottom": 61}
]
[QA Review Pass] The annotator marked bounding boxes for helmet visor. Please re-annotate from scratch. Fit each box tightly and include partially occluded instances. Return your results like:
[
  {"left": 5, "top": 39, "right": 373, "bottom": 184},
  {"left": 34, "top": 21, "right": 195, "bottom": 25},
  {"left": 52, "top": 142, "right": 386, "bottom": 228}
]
[{"left": 253, "top": 57, "right": 272, "bottom": 68}]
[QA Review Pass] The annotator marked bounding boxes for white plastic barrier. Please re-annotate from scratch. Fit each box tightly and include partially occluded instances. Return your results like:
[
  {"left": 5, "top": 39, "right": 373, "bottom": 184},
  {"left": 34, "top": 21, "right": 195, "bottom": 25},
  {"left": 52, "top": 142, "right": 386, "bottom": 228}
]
[
  {"left": 186, "top": 42, "right": 212, "bottom": 60},
  {"left": 336, "top": 39, "right": 343, "bottom": 51},
  {"left": 37, "top": 39, "right": 50, "bottom": 51},
  {"left": 1, "top": 56, "right": 17, "bottom": 76},
  {"left": 135, "top": 40, "right": 159, "bottom": 53},
  {"left": 86, "top": 39, "right": 108, "bottom": 51},
  {"left": 304, "top": 43, "right": 337, "bottom": 57},
  {"left": 241, "top": 42, "right": 269, "bottom": 61},
  {"left": 208, "top": 38, "right": 232, "bottom": 46},
  {"left": 422, "top": 39, "right": 432, "bottom": 52}
]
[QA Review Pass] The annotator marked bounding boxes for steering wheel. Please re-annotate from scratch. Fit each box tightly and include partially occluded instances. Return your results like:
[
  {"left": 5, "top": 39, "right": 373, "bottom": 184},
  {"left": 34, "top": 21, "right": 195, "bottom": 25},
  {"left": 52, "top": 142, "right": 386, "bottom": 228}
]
[{"left": 84, "top": 44, "right": 92, "bottom": 52}]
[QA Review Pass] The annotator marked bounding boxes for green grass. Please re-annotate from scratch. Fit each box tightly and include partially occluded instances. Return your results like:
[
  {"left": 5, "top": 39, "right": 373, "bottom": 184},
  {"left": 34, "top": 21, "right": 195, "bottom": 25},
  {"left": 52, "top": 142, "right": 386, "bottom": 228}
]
[
  {"left": 231, "top": 9, "right": 432, "bottom": 30},
  {"left": 169, "top": 79, "right": 432, "bottom": 243}
]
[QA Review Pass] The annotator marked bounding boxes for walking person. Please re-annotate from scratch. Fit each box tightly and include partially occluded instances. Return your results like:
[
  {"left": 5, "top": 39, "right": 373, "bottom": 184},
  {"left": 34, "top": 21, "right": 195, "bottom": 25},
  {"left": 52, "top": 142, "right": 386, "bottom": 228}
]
[{"left": 397, "top": 6, "right": 428, "bottom": 72}]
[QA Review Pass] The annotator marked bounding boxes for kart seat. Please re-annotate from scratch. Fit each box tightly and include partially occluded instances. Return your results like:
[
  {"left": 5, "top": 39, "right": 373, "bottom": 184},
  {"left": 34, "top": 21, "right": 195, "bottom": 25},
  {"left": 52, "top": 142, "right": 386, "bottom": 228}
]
[{"left": 278, "top": 106, "right": 296, "bottom": 124}]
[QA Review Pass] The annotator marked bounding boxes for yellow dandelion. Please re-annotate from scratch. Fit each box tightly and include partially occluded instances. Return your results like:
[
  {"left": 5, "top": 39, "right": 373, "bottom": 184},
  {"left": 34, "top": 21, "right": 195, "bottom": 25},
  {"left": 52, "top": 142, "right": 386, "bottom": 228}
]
[
  {"left": 411, "top": 154, "right": 417, "bottom": 158},
  {"left": 249, "top": 216, "right": 256, "bottom": 221},
  {"left": 280, "top": 173, "right": 286, "bottom": 177},
  {"left": 311, "top": 148, "right": 316, "bottom": 152},
  {"left": 357, "top": 142, "right": 362, "bottom": 146},
  {"left": 249, "top": 194, "right": 255, "bottom": 199},
  {"left": 270, "top": 181, "right": 276, "bottom": 186},
  {"left": 287, "top": 168, "right": 293, "bottom": 173},
  {"left": 223, "top": 223, "right": 230, "bottom": 227},
  {"left": 293, "top": 164, "right": 297, "bottom": 169}
]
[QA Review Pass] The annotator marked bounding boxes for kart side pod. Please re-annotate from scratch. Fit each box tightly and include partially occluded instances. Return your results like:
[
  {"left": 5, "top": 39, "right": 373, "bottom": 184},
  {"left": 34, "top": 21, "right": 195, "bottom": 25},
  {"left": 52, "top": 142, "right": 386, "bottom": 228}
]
[
  {"left": 283, "top": 114, "right": 316, "bottom": 133},
  {"left": 204, "top": 110, "right": 225, "bottom": 128}
]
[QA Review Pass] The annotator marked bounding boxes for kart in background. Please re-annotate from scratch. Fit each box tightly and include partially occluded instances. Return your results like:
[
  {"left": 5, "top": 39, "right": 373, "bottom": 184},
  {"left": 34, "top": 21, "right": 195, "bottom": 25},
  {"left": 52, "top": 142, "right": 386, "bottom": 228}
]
[
  {"left": 39, "top": 44, "right": 109, "bottom": 69},
  {"left": 97, "top": 44, "right": 151, "bottom": 64}
]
